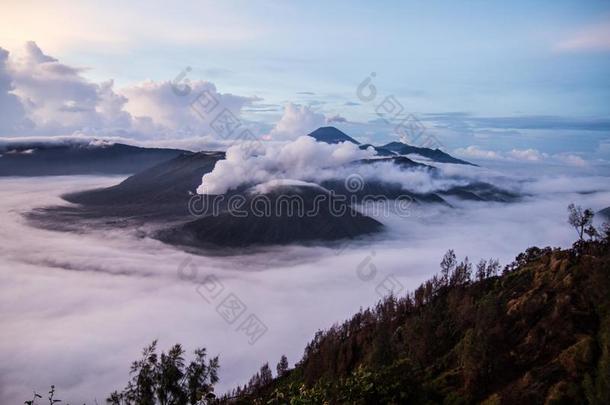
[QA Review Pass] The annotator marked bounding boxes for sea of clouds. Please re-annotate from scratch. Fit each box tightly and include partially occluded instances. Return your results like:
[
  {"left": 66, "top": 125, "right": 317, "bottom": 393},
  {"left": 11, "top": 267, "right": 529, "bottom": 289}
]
[{"left": 1, "top": 162, "right": 609, "bottom": 403}]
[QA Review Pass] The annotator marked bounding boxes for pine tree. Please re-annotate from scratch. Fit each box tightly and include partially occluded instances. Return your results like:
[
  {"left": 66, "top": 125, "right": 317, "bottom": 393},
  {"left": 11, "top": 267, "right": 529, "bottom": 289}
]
[
  {"left": 440, "top": 249, "right": 457, "bottom": 286},
  {"left": 260, "top": 363, "right": 273, "bottom": 385},
  {"left": 276, "top": 355, "right": 289, "bottom": 378}
]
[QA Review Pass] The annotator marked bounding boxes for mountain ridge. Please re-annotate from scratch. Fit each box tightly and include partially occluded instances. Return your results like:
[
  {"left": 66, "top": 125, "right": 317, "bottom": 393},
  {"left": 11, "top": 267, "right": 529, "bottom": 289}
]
[{"left": 0, "top": 142, "right": 188, "bottom": 176}]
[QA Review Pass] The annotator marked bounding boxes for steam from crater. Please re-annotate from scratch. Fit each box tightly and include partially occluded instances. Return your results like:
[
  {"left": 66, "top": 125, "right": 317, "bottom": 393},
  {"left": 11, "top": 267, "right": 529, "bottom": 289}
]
[{"left": 196, "top": 136, "right": 376, "bottom": 194}]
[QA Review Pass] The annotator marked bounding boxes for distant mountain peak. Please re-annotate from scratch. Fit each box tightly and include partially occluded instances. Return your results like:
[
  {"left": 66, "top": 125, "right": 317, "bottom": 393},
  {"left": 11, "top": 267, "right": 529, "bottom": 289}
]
[
  {"left": 382, "top": 141, "right": 477, "bottom": 166},
  {"left": 308, "top": 126, "right": 360, "bottom": 145}
]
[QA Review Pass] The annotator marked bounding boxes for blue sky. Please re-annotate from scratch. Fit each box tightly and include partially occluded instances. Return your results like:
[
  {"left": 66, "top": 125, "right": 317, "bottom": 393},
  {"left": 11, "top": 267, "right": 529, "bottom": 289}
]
[{"left": 1, "top": 0, "right": 609, "bottom": 161}]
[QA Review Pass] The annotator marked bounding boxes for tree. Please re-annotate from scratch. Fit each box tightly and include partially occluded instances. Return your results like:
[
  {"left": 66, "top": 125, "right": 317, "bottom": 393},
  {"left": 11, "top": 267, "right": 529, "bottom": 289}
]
[
  {"left": 440, "top": 249, "right": 457, "bottom": 285},
  {"left": 568, "top": 203, "right": 595, "bottom": 241},
  {"left": 602, "top": 222, "right": 610, "bottom": 242},
  {"left": 185, "top": 348, "right": 219, "bottom": 405},
  {"left": 485, "top": 259, "right": 500, "bottom": 278},
  {"left": 450, "top": 257, "right": 472, "bottom": 286},
  {"left": 475, "top": 259, "right": 487, "bottom": 282},
  {"left": 107, "top": 341, "right": 219, "bottom": 405},
  {"left": 259, "top": 363, "right": 273, "bottom": 385},
  {"left": 276, "top": 355, "right": 289, "bottom": 378}
]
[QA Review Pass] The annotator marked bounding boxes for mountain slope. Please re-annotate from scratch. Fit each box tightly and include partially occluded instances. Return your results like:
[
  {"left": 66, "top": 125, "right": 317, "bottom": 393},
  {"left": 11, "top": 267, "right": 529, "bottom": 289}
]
[
  {"left": 227, "top": 241, "right": 610, "bottom": 404},
  {"left": 156, "top": 185, "right": 383, "bottom": 248},
  {"left": 306, "top": 126, "right": 475, "bottom": 166},
  {"left": 63, "top": 151, "right": 224, "bottom": 208},
  {"left": 383, "top": 141, "right": 477, "bottom": 166},
  {"left": 34, "top": 153, "right": 385, "bottom": 247},
  {"left": 0, "top": 142, "right": 187, "bottom": 176}
]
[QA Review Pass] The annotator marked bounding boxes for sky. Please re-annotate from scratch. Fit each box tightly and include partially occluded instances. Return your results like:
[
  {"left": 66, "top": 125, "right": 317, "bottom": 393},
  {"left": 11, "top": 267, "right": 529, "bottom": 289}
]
[{"left": 1, "top": 0, "right": 609, "bottom": 163}]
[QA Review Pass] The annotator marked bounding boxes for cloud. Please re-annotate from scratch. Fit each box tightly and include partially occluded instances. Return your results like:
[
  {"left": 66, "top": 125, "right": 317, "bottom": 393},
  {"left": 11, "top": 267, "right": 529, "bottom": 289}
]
[
  {"left": 2, "top": 170, "right": 610, "bottom": 404},
  {"left": 453, "top": 146, "right": 502, "bottom": 160},
  {"left": 196, "top": 134, "right": 524, "bottom": 197},
  {"left": 454, "top": 145, "right": 589, "bottom": 167},
  {"left": 555, "top": 21, "right": 610, "bottom": 53},
  {"left": 6, "top": 42, "right": 135, "bottom": 136},
  {"left": 326, "top": 114, "right": 348, "bottom": 124},
  {"left": 0, "top": 42, "right": 255, "bottom": 144},
  {"left": 507, "top": 148, "right": 546, "bottom": 162},
  {"left": 267, "top": 104, "right": 326, "bottom": 140},
  {"left": 197, "top": 136, "right": 374, "bottom": 194},
  {"left": 0, "top": 47, "right": 32, "bottom": 134},
  {"left": 554, "top": 153, "right": 587, "bottom": 168},
  {"left": 121, "top": 80, "right": 253, "bottom": 136}
]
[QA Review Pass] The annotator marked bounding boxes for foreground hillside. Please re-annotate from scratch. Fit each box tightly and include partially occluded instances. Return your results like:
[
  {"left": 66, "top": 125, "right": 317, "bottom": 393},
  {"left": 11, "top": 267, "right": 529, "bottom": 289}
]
[{"left": 227, "top": 240, "right": 610, "bottom": 404}]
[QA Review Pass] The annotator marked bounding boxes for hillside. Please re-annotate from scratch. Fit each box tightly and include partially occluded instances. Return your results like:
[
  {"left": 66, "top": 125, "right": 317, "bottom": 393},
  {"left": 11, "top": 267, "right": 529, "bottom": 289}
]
[
  {"left": 383, "top": 141, "right": 477, "bottom": 166},
  {"left": 156, "top": 185, "right": 382, "bottom": 248},
  {"left": 0, "top": 142, "right": 187, "bottom": 176},
  {"left": 226, "top": 240, "right": 610, "bottom": 404}
]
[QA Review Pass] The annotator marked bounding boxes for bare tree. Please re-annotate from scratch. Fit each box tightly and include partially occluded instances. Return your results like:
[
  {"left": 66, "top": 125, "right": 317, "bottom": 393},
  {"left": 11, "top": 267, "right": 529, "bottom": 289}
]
[{"left": 567, "top": 203, "right": 595, "bottom": 241}]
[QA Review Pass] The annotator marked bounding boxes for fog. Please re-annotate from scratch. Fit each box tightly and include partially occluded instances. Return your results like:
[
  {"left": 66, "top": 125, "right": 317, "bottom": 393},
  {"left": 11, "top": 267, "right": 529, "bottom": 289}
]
[{"left": 1, "top": 169, "right": 609, "bottom": 404}]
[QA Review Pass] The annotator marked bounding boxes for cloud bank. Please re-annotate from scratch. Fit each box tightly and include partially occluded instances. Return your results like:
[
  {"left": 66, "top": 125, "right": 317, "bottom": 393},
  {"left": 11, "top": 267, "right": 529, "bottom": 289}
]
[
  {"left": 455, "top": 145, "right": 588, "bottom": 167},
  {"left": 2, "top": 169, "right": 610, "bottom": 404},
  {"left": 0, "top": 42, "right": 254, "bottom": 141},
  {"left": 267, "top": 103, "right": 326, "bottom": 141}
]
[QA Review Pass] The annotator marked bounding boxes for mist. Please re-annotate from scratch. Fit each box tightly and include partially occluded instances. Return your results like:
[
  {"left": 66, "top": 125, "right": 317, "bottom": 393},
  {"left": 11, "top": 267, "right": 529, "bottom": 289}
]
[{"left": 1, "top": 168, "right": 609, "bottom": 404}]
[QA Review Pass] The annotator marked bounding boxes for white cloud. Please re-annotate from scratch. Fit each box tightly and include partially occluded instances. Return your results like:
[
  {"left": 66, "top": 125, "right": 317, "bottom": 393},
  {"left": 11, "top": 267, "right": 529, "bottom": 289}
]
[
  {"left": 0, "top": 42, "right": 255, "bottom": 143},
  {"left": 326, "top": 114, "right": 348, "bottom": 124},
  {"left": 197, "top": 135, "right": 374, "bottom": 194},
  {"left": 507, "top": 148, "right": 546, "bottom": 162},
  {"left": 454, "top": 145, "right": 588, "bottom": 167},
  {"left": 554, "top": 153, "right": 587, "bottom": 167},
  {"left": 453, "top": 145, "right": 502, "bottom": 160},
  {"left": 7, "top": 42, "right": 135, "bottom": 136},
  {"left": 0, "top": 47, "right": 32, "bottom": 134},
  {"left": 267, "top": 103, "right": 326, "bottom": 140},
  {"left": 121, "top": 80, "right": 253, "bottom": 137}
]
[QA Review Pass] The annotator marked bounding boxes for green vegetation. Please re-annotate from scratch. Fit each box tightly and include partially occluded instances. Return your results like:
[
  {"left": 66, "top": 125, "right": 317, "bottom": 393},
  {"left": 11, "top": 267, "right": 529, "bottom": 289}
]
[{"left": 107, "top": 341, "right": 219, "bottom": 405}]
